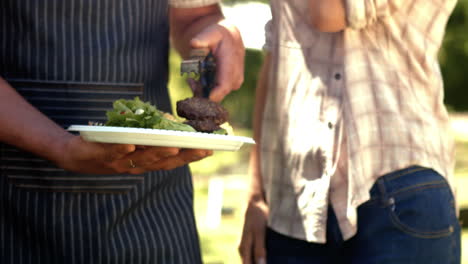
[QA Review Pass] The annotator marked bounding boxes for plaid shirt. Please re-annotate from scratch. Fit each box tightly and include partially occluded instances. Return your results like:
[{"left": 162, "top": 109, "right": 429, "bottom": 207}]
[{"left": 261, "top": 0, "right": 457, "bottom": 243}]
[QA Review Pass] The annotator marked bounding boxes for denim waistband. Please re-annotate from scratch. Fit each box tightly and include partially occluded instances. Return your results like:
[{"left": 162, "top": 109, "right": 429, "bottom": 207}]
[{"left": 369, "top": 166, "right": 449, "bottom": 201}]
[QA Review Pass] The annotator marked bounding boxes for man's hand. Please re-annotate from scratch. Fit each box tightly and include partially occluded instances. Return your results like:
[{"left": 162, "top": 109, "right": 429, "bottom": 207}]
[
  {"left": 170, "top": 5, "right": 245, "bottom": 102},
  {"left": 238, "top": 197, "right": 269, "bottom": 264},
  {"left": 190, "top": 20, "right": 244, "bottom": 102},
  {"left": 56, "top": 135, "right": 213, "bottom": 174}
]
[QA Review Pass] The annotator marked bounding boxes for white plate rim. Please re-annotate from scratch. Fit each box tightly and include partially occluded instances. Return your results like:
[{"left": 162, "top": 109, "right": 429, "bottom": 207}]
[{"left": 68, "top": 125, "right": 255, "bottom": 151}]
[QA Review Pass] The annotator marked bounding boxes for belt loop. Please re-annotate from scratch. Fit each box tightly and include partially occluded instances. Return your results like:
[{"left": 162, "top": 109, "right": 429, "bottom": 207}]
[
  {"left": 377, "top": 177, "right": 386, "bottom": 196},
  {"left": 376, "top": 177, "right": 389, "bottom": 206},
  {"left": 377, "top": 176, "right": 396, "bottom": 208}
]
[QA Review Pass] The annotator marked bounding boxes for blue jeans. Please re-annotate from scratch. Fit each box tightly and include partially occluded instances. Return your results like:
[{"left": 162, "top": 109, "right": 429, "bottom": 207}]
[{"left": 266, "top": 166, "right": 461, "bottom": 264}]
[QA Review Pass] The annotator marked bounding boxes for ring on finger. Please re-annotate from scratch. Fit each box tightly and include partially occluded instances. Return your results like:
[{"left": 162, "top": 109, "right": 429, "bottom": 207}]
[{"left": 129, "top": 159, "right": 137, "bottom": 168}]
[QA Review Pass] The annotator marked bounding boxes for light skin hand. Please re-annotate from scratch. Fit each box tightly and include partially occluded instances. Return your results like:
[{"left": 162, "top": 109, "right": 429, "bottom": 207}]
[
  {"left": 238, "top": 197, "right": 269, "bottom": 264},
  {"left": 170, "top": 5, "right": 245, "bottom": 102},
  {"left": 190, "top": 20, "right": 245, "bottom": 102},
  {"left": 239, "top": 54, "right": 271, "bottom": 264}
]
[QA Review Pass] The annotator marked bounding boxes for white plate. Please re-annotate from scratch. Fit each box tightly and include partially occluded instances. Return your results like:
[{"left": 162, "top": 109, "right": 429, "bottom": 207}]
[{"left": 68, "top": 125, "right": 255, "bottom": 151}]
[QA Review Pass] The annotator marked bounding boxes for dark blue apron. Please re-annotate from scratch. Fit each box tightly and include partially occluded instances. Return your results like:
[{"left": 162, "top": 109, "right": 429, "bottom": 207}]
[{"left": 0, "top": 0, "right": 202, "bottom": 263}]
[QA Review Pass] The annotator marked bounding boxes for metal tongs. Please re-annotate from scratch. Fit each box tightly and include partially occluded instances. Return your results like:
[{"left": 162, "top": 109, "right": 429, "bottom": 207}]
[{"left": 180, "top": 48, "right": 216, "bottom": 98}]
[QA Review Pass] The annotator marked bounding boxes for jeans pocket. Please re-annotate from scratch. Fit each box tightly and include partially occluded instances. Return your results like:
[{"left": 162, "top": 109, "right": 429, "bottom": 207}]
[
  {"left": 1, "top": 79, "right": 145, "bottom": 193},
  {"left": 387, "top": 175, "right": 456, "bottom": 239}
]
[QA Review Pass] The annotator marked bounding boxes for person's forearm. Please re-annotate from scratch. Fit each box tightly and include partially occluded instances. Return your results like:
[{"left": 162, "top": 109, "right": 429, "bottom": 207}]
[
  {"left": 170, "top": 4, "right": 224, "bottom": 58},
  {"left": 0, "top": 77, "right": 72, "bottom": 164},
  {"left": 248, "top": 53, "right": 271, "bottom": 201},
  {"left": 308, "top": 0, "right": 346, "bottom": 32}
]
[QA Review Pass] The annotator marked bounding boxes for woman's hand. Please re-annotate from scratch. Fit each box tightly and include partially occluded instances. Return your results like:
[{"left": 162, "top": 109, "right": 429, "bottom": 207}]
[{"left": 239, "top": 196, "right": 269, "bottom": 264}]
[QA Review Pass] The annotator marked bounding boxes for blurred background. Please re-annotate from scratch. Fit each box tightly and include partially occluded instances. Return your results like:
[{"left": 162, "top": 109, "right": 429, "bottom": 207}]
[{"left": 168, "top": 0, "right": 468, "bottom": 263}]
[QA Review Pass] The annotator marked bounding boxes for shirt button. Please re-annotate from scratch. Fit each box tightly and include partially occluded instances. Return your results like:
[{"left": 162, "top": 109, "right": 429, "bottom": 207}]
[
  {"left": 334, "top": 73, "right": 341, "bottom": 80},
  {"left": 328, "top": 122, "right": 333, "bottom": 129}
]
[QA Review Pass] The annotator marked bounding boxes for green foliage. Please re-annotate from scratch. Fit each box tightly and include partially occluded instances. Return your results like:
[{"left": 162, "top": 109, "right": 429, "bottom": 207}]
[
  {"left": 440, "top": 0, "right": 468, "bottom": 111},
  {"left": 221, "top": 48, "right": 264, "bottom": 129}
]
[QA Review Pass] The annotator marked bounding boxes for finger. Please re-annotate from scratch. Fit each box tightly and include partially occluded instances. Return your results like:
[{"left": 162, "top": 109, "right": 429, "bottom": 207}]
[
  {"left": 162, "top": 149, "right": 212, "bottom": 170},
  {"left": 75, "top": 136, "right": 135, "bottom": 162},
  {"left": 140, "top": 146, "right": 180, "bottom": 160},
  {"left": 202, "top": 150, "right": 214, "bottom": 157},
  {"left": 209, "top": 41, "right": 244, "bottom": 103},
  {"left": 141, "top": 147, "right": 180, "bottom": 167},
  {"left": 253, "top": 227, "right": 267, "bottom": 264},
  {"left": 123, "top": 147, "right": 180, "bottom": 164},
  {"left": 210, "top": 56, "right": 232, "bottom": 103},
  {"left": 105, "top": 144, "right": 136, "bottom": 161},
  {"left": 239, "top": 216, "right": 257, "bottom": 264},
  {"left": 190, "top": 25, "right": 223, "bottom": 51},
  {"left": 210, "top": 64, "right": 235, "bottom": 103},
  {"left": 149, "top": 149, "right": 212, "bottom": 171},
  {"left": 179, "top": 149, "right": 213, "bottom": 162},
  {"left": 256, "top": 258, "right": 266, "bottom": 264},
  {"left": 110, "top": 147, "right": 180, "bottom": 173},
  {"left": 238, "top": 232, "right": 253, "bottom": 264}
]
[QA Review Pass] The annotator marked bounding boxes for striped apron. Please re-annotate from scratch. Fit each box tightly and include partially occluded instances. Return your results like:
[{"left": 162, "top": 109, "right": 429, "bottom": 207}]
[{"left": 0, "top": 0, "right": 202, "bottom": 263}]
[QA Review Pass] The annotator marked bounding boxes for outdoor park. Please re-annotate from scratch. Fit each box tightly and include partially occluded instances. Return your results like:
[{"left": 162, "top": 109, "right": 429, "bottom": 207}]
[{"left": 167, "top": 1, "right": 468, "bottom": 263}]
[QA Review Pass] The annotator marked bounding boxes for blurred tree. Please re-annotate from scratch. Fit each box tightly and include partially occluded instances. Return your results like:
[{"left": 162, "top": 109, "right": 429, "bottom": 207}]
[
  {"left": 440, "top": 0, "right": 468, "bottom": 111},
  {"left": 221, "top": 48, "right": 264, "bottom": 129}
]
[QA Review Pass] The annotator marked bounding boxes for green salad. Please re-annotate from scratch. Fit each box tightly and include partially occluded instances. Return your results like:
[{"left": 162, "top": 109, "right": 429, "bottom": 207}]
[
  {"left": 105, "top": 97, "right": 229, "bottom": 134},
  {"left": 106, "top": 97, "right": 196, "bottom": 132}
]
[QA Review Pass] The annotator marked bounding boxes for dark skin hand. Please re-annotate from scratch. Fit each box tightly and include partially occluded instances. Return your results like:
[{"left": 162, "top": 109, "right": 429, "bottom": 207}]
[
  {"left": 0, "top": 69, "right": 212, "bottom": 176},
  {"left": 57, "top": 135, "right": 212, "bottom": 175}
]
